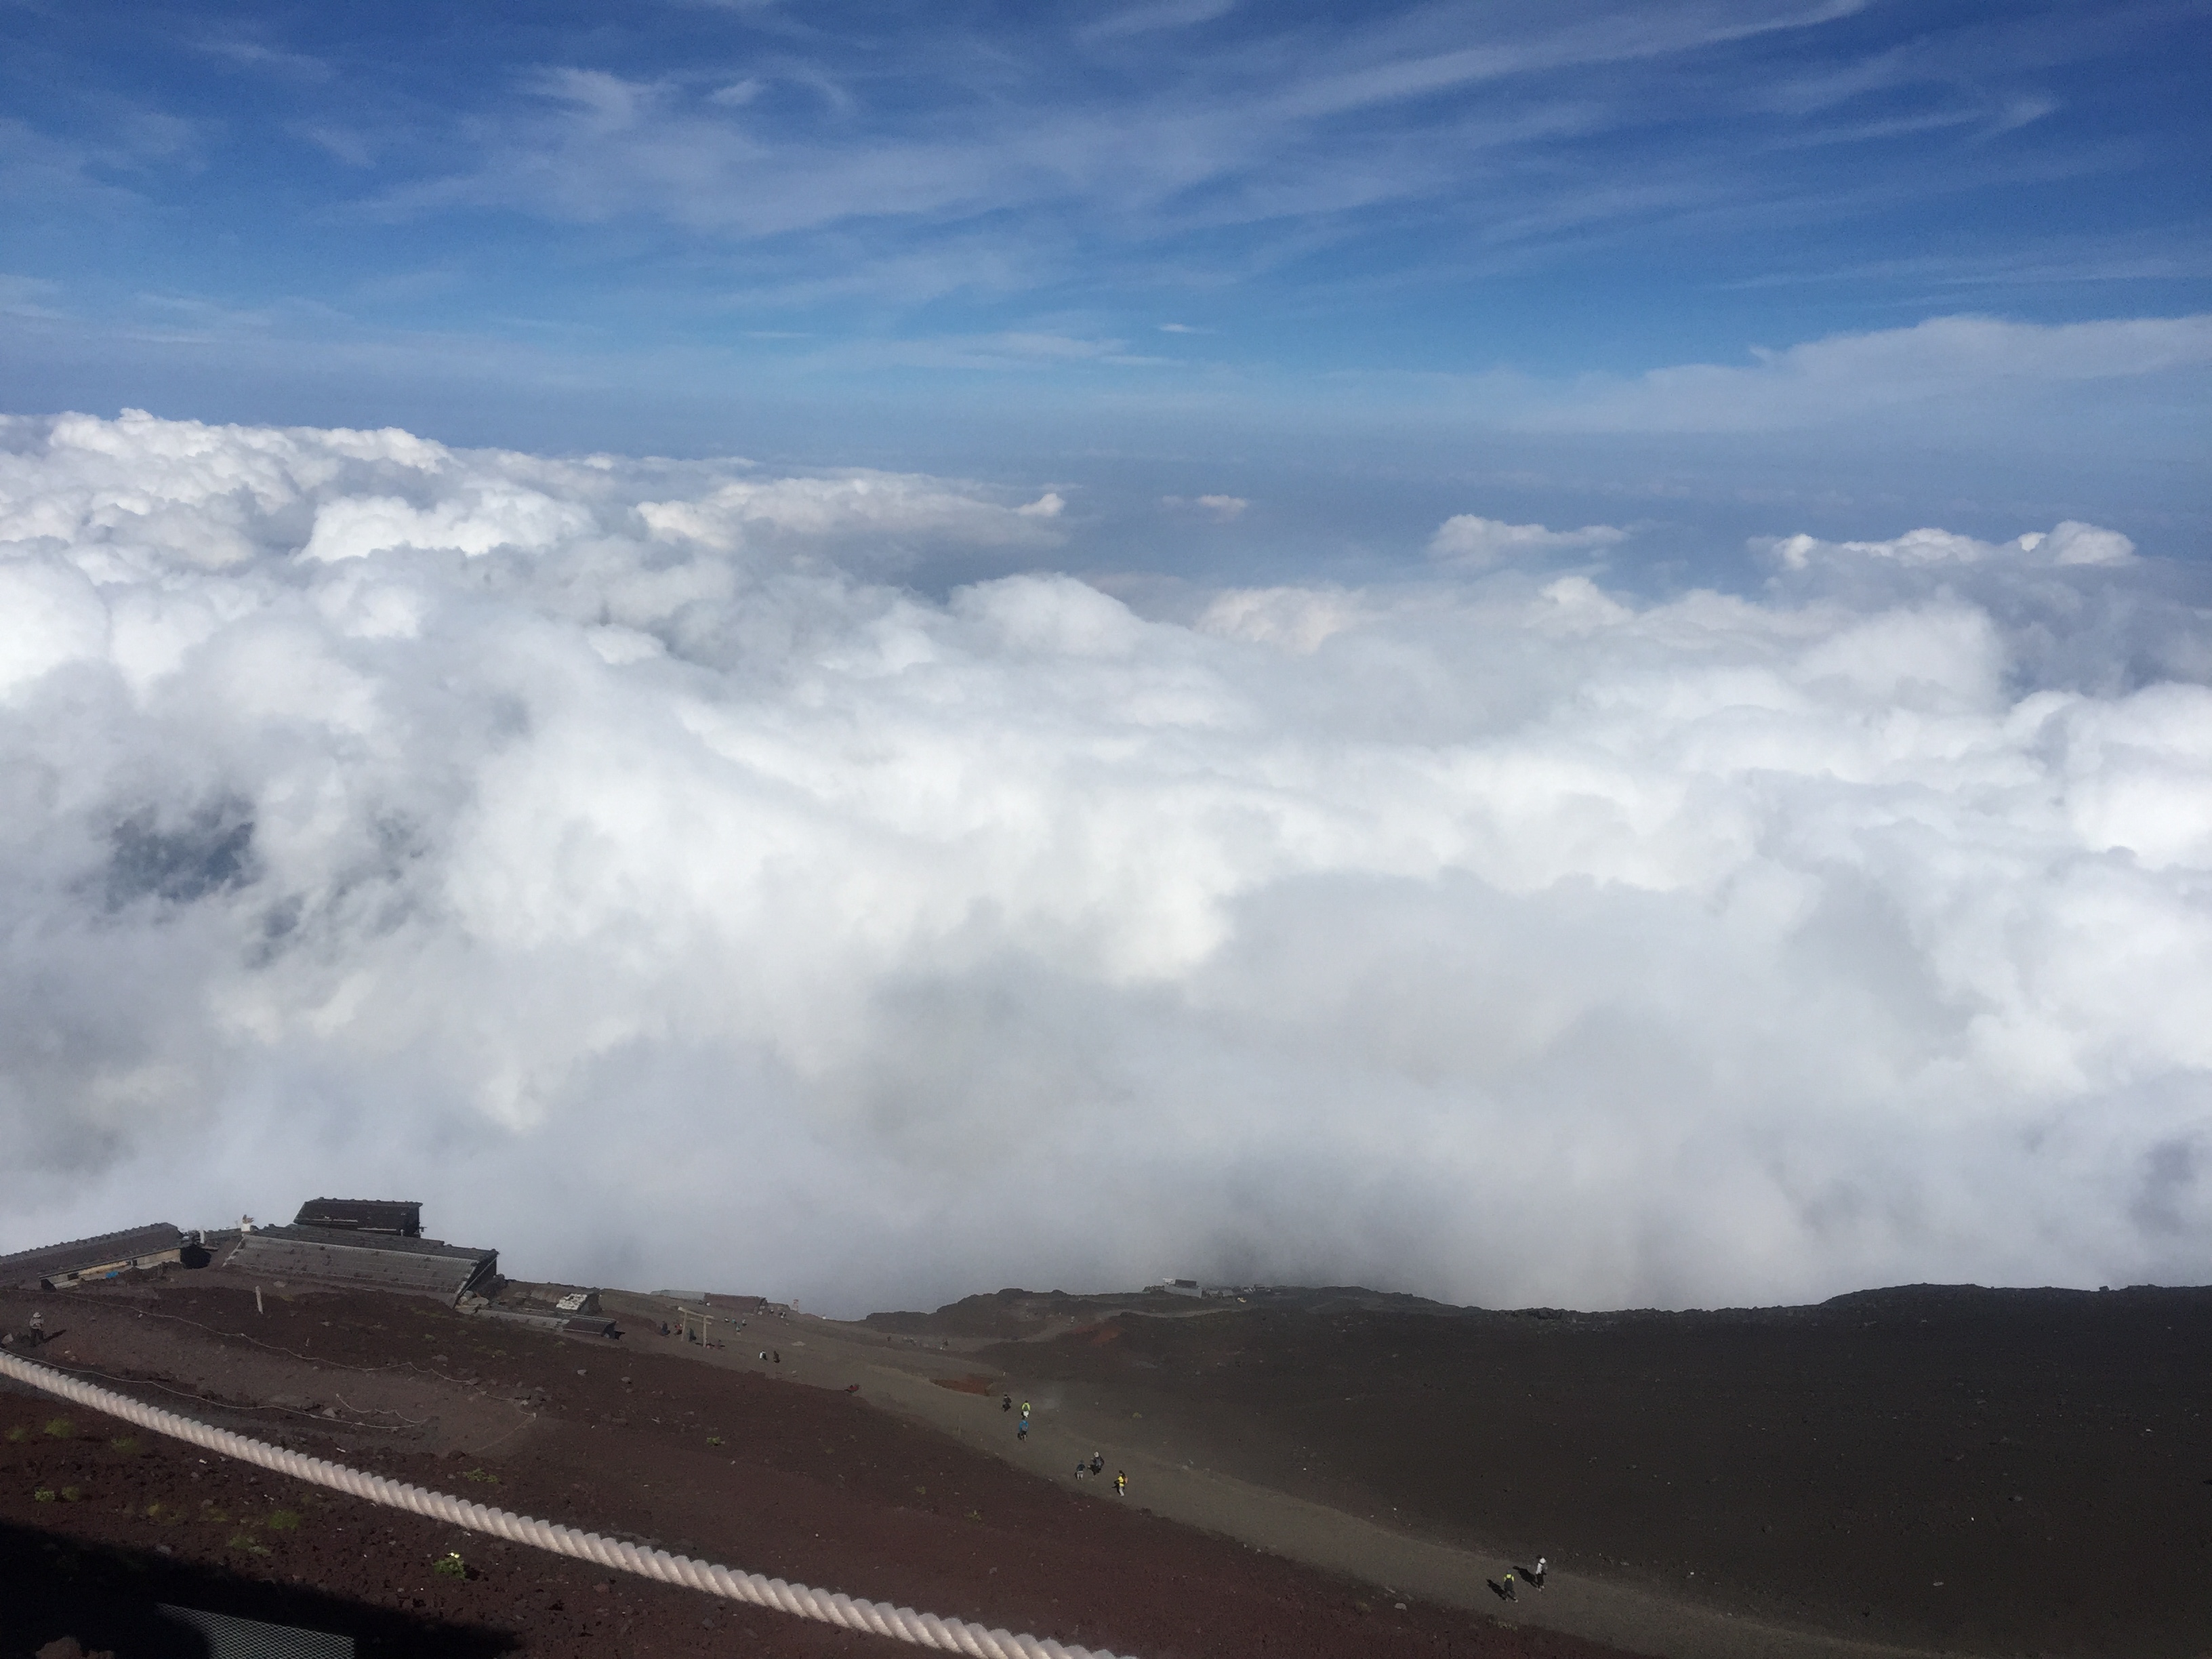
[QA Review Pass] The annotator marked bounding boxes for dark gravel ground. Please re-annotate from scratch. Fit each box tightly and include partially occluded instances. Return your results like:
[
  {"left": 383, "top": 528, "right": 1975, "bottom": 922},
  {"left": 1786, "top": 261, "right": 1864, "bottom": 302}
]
[
  {"left": 1, "top": 1275, "right": 1619, "bottom": 1659},
  {"left": 970, "top": 1282, "right": 2212, "bottom": 1658}
]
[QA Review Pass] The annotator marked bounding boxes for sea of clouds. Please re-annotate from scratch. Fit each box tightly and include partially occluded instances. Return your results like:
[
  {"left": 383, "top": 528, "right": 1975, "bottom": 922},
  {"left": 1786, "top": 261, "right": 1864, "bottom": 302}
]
[{"left": 2, "top": 410, "right": 2207, "bottom": 1313}]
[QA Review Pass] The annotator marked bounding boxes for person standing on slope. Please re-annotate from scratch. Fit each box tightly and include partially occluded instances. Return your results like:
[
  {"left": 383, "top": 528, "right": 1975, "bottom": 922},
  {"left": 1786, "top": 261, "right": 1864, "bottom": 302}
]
[{"left": 1115, "top": 1470, "right": 1128, "bottom": 1498}]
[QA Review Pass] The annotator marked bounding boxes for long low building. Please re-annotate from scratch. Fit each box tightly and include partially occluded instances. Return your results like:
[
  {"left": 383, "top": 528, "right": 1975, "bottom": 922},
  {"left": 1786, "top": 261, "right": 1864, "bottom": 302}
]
[
  {"left": 222, "top": 1224, "right": 497, "bottom": 1303},
  {"left": 291, "top": 1197, "right": 422, "bottom": 1236},
  {"left": 0, "top": 1224, "right": 190, "bottom": 1290}
]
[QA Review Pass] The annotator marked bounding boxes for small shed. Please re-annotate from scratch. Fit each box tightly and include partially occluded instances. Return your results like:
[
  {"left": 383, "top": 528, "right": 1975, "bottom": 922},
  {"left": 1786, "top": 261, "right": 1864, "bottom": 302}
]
[{"left": 291, "top": 1199, "right": 422, "bottom": 1237}]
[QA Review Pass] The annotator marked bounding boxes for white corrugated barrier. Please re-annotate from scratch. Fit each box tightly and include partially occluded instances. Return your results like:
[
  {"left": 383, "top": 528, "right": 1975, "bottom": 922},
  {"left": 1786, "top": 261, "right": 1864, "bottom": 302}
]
[{"left": 0, "top": 1347, "right": 1128, "bottom": 1658}]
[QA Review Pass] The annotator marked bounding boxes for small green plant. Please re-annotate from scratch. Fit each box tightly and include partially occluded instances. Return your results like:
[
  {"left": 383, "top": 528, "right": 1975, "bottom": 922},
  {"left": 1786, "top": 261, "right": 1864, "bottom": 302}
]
[
  {"left": 4, "top": 1425, "right": 27, "bottom": 1443},
  {"left": 433, "top": 1551, "right": 468, "bottom": 1580},
  {"left": 59, "top": 1486, "right": 82, "bottom": 1502},
  {"left": 706, "top": 1435, "right": 723, "bottom": 1447},
  {"left": 229, "top": 1533, "right": 272, "bottom": 1556},
  {"left": 265, "top": 1509, "right": 300, "bottom": 1532},
  {"left": 110, "top": 1436, "right": 140, "bottom": 1454},
  {"left": 460, "top": 1467, "right": 499, "bottom": 1484},
  {"left": 42, "top": 1418, "right": 74, "bottom": 1439},
  {"left": 33, "top": 1488, "right": 56, "bottom": 1503},
  {"left": 146, "top": 1502, "right": 165, "bottom": 1518}
]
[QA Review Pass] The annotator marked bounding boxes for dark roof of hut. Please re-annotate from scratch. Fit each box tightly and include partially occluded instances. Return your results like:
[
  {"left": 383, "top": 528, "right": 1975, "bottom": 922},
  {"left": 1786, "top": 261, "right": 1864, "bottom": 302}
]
[
  {"left": 226, "top": 1225, "right": 495, "bottom": 1299},
  {"left": 291, "top": 1198, "right": 423, "bottom": 1236},
  {"left": 0, "top": 1224, "right": 186, "bottom": 1288}
]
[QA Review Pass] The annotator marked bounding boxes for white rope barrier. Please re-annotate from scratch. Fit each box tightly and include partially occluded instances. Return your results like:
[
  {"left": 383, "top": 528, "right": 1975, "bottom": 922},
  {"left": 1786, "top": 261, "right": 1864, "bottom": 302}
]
[{"left": 1, "top": 1347, "right": 1128, "bottom": 1659}]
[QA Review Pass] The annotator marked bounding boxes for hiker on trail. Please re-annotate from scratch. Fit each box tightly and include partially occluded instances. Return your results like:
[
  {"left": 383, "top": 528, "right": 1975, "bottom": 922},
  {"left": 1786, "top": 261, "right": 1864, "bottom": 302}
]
[
  {"left": 1021, "top": 1399, "right": 1031, "bottom": 1417},
  {"left": 1090, "top": 1453, "right": 1103, "bottom": 1477},
  {"left": 1115, "top": 1470, "right": 1128, "bottom": 1498},
  {"left": 773, "top": 1350, "right": 781, "bottom": 1364},
  {"left": 1073, "top": 1462, "right": 1087, "bottom": 1479},
  {"left": 1017, "top": 1418, "right": 1029, "bottom": 1442},
  {"left": 1500, "top": 1571, "right": 1517, "bottom": 1601},
  {"left": 1531, "top": 1557, "right": 1547, "bottom": 1589},
  {"left": 1002, "top": 1395, "right": 1012, "bottom": 1413}
]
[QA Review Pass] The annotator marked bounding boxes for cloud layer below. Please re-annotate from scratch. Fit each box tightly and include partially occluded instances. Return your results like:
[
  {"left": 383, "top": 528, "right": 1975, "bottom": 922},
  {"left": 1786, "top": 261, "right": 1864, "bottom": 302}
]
[{"left": 3, "top": 411, "right": 2208, "bottom": 1311}]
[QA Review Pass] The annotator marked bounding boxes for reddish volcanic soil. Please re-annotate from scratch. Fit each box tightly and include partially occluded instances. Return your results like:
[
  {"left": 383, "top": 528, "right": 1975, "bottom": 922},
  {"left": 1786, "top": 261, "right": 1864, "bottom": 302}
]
[{"left": 0, "top": 1275, "right": 1617, "bottom": 1659}]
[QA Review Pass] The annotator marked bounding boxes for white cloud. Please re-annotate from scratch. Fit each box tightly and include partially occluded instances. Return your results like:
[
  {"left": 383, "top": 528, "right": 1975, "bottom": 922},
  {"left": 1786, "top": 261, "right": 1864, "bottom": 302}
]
[
  {"left": 1763, "top": 520, "right": 2137, "bottom": 571},
  {"left": 2, "top": 411, "right": 2209, "bottom": 1315},
  {"left": 708, "top": 79, "right": 766, "bottom": 108},
  {"left": 196, "top": 37, "right": 332, "bottom": 83},
  {"left": 1521, "top": 313, "right": 2212, "bottom": 433},
  {"left": 1162, "top": 493, "right": 1248, "bottom": 523},
  {"left": 1197, "top": 585, "right": 1367, "bottom": 653},
  {"left": 369, "top": 1, "right": 1885, "bottom": 266},
  {"left": 0, "top": 272, "right": 68, "bottom": 319},
  {"left": 634, "top": 470, "right": 1065, "bottom": 554},
  {"left": 1428, "top": 514, "right": 1627, "bottom": 568},
  {"left": 0, "top": 557, "right": 108, "bottom": 695},
  {"left": 301, "top": 488, "right": 594, "bottom": 563},
  {"left": 1082, "top": 0, "right": 1239, "bottom": 43}
]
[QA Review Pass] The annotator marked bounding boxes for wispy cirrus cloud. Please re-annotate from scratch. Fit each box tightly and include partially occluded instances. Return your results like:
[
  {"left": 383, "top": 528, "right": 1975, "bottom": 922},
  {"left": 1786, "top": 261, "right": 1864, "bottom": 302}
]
[
  {"left": 1515, "top": 312, "right": 2212, "bottom": 433},
  {"left": 367, "top": 0, "right": 1929, "bottom": 258},
  {"left": 311, "top": 0, "right": 2169, "bottom": 354},
  {"left": 0, "top": 108, "right": 199, "bottom": 211},
  {"left": 194, "top": 35, "right": 332, "bottom": 83},
  {"left": 9, "top": 0, "right": 2198, "bottom": 369},
  {"left": 2, "top": 0, "right": 2205, "bottom": 539},
  {"left": 1080, "top": 0, "right": 1241, "bottom": 43}
]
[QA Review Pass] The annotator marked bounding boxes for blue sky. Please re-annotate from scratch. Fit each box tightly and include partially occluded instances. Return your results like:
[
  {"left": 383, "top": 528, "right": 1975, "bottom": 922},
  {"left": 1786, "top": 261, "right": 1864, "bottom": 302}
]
[{"left": 5, "top": 0, "right": 2209, "bottom": 575}]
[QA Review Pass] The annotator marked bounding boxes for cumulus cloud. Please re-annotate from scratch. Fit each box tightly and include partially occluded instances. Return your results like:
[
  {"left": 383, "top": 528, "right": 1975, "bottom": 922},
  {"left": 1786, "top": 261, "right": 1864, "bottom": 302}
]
[
  {"left": 1763, "top": 520, "right": 2136, "bottom": 571},
  {"left": 2, "top": 409, "right": 2209, "bottom": 1313},
  {"left": 636, "top": 473, "right": 1065, "bottom": 557},
  {"left": 1428, "top": 514, "right": 1627, "bottom": 569},
  {"left": 1196, "top": 585, "right": 1368, "bottom": 653}
]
